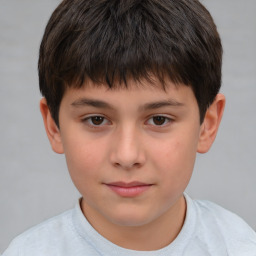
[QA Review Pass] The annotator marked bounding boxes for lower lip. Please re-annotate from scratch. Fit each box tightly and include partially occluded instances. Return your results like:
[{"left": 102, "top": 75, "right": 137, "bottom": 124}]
[{"left": 107, "top": 185, "right": 152, "bottom": 197}]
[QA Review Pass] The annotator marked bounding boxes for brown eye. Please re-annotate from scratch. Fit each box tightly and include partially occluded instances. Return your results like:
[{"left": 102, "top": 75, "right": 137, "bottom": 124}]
[
  {"left": 146, "top": 115, "right": 172, "bottom": 127},
  {"left": 82, "top": 115, "right": 111, "bottom": 128},
  {"left": 152, "top": 116, "right": 167, "bottom": 126},
  {"left": 90, "top": 116, "right": 105, "bottom": 125}
]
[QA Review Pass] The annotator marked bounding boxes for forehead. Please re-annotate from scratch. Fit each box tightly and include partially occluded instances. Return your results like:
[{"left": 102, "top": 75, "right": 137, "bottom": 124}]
[
  {"left": 62, "top": 77, "right": 197, "bottom": 110},
  {"left": 70, "top": 75, "right": 191, "bottom": 95}
]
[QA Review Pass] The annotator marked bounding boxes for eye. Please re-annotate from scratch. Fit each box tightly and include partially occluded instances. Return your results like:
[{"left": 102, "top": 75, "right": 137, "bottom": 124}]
[
  {"left": 147, "top": 115, "right": 171, "bottom": 126},
  {"left": 82, "top": 115, "right": 110, "bottom": 127}
]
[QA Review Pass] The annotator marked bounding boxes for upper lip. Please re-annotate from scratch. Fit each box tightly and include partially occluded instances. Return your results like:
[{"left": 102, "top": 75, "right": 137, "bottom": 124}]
[{"left": 105, "top": 181, "right": 152, "bottom": 187}]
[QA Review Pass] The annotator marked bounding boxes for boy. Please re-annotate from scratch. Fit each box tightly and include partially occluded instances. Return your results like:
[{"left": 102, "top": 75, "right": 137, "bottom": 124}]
[{"left": 3, "top": 0, "right": 256, "bottom": 255}]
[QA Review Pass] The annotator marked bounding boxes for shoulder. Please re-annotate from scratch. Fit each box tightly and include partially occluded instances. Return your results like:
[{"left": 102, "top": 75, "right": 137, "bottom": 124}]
[
  {"left": 2, "top": 209, "right": 75, "bottom": 256},
  {"left": 190, "top": 197, "right": 256, "bottom": 255},
  {"left": 194, "top": 199, "right": 254, "bottom": 232}
]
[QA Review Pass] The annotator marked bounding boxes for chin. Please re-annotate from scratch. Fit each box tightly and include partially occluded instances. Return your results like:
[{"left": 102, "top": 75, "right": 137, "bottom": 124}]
[{"left": 106, "top": 208, "right": 158, "bottom": 228}]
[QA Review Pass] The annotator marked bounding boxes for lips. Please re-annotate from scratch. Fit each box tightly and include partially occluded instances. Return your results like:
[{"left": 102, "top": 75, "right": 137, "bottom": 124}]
[{"left": 104, "top": 181, "right": 152, "bottom": 197}]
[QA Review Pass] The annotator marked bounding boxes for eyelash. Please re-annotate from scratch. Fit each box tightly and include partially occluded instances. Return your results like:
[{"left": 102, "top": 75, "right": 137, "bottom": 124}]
[
  {"left": 81, "top": 115, "right": 173, "bottom": 128},
  {"left": 146, "top": 115, "right": 172, "bottom": 127},
  {"left": 81, "top": 115, "right": 111, "bottom": 127}
]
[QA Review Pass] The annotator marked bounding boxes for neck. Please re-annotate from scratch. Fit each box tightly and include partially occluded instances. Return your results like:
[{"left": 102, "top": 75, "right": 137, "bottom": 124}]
[{"left": 81, "top": 195, "right": 186, "bottom": 251}]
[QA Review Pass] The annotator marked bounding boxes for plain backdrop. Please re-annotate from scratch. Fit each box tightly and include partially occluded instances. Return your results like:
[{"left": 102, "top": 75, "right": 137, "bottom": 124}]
[{"left": 0, "top": 0, "right": 255, "bottom": 253}]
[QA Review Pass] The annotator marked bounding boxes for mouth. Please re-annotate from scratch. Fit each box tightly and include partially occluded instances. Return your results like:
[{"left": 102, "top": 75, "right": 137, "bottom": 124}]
[{"left": 104, "top": 181, "right": 153, "bottom": 197}]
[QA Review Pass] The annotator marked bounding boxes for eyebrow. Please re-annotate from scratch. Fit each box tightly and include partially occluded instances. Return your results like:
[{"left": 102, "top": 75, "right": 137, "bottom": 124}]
[
  {"left": 71, "top": 98, "right": 184, "bottom": 110},
  {"left": 71, "top": 98, "right": 115, "bottom": 109},
  {"left": 140, "top": 99, "right": 184, "bottom": 111}
]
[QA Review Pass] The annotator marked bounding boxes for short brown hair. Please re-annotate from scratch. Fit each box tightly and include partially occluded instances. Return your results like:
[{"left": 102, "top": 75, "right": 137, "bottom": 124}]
[{"left": 38, "top": 0, "right": 222, "bottom": 126}]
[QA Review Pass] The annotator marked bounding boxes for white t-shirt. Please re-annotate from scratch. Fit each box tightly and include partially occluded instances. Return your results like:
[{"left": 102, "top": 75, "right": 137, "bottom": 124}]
[{"left": 2, "top": 194, "right": 256, "bottom": 256}]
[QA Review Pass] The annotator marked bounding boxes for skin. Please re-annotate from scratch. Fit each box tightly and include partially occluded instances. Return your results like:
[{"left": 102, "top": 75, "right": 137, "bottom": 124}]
[{"left": 40, "top": 78, "right": 225, "bottom": 251}]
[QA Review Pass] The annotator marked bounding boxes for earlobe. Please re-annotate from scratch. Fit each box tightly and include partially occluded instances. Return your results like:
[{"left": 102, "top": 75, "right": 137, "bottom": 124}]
[
  {"left": 40, "top": 98, "right": 64, "bottom": 154},
  {"left": 197, "top": 94, "right": 225, "bottom": 153}
]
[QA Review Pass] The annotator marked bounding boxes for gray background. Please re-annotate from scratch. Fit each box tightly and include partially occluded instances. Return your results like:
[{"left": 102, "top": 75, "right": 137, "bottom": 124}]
[{"left": 0, "top": 0, "right": 255, "bottom": 253}]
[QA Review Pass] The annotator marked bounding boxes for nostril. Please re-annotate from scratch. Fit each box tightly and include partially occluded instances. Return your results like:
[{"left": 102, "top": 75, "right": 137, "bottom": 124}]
[{"left": 113, "top": 161, "right": 141, "bottom": 170}]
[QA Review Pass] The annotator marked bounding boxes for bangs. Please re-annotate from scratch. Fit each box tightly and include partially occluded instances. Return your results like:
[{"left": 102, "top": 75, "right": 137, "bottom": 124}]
[{"left": 39, "top": 0, "right": 222, "bottom": 126}]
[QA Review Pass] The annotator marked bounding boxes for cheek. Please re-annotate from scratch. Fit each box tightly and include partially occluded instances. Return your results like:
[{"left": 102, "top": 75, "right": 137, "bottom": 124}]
[
  {"left": 151, "top": 136, "right": 197, "bottom": 186},
  {"left": 63, "top": 135, "right": 107, "bottom": 188}
]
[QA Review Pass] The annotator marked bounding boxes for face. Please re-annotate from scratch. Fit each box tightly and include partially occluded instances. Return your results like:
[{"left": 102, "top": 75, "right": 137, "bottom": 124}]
[
  {"left": 54, "top": 79, "right": 203, "bottom": 228},
  {"left": 42, "top": 76, "right": 226, "bottom": 243}
]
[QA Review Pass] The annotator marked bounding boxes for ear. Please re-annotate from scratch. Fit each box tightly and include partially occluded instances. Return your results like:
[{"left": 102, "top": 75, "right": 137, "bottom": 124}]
[
  {"left": 40, "top": 98, "right": 64, "bottom": 154},
  {"left": 197, "top": 94, "right": 225, "bottom": 153}
]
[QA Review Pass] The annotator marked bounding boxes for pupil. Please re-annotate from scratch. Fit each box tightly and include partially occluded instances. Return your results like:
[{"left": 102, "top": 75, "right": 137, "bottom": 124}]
[
  {"left": 153, "top": 116, "right": 165, "bottom": 125},
  {"left": 92, "top": 116, "right": 104, "bottom": 125}
]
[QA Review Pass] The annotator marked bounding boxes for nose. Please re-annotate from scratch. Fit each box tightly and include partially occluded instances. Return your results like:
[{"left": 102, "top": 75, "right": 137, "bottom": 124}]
[{"left": 110, "top": 126, "right": 146, "bottom": 170}]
